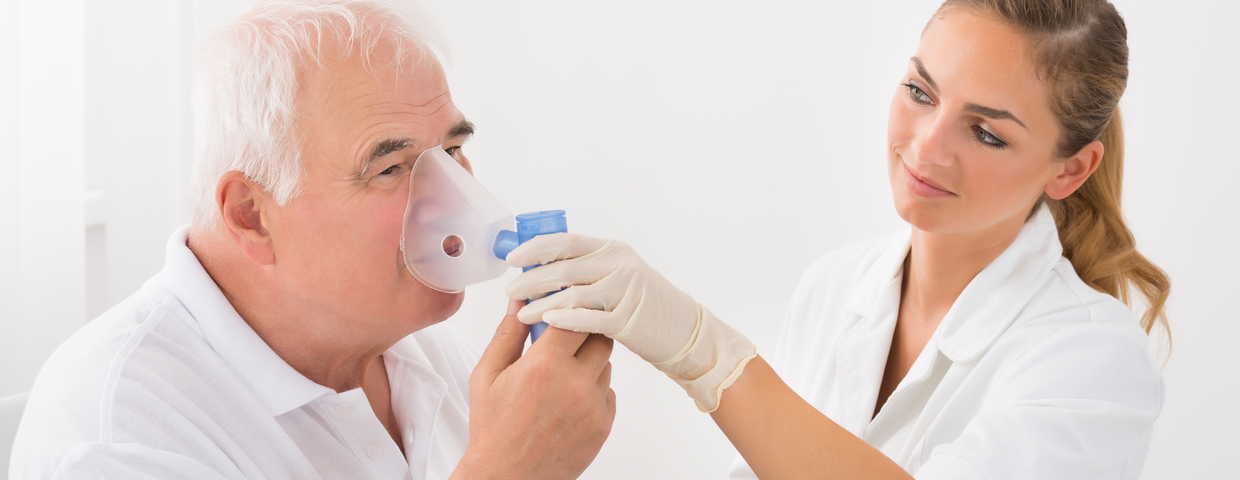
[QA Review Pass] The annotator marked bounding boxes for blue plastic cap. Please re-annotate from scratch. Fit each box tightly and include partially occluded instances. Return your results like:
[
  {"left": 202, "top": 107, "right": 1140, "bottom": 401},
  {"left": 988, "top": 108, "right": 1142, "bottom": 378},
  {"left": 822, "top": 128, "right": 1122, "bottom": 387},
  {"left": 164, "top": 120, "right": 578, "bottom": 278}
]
[
  {"left": 516, "top": 210, "right": 568, "bottom": 244},
  {"left": 493, "top": 229, "right": 520, "bottom": 261}
]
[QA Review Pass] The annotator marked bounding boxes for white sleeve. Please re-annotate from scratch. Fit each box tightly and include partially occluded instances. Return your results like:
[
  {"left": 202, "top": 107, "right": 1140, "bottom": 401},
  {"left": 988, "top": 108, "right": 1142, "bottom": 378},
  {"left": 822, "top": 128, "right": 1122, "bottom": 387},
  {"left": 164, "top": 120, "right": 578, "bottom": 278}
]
[
  {"left": 51, "top": 443, "right": 237, "bottom": 480},
  {"left": 915, "top": 323, "right": 1163, "bottom": 480},
  {"left": 726, "top": 454, "right": 759, "bottom": 480}
]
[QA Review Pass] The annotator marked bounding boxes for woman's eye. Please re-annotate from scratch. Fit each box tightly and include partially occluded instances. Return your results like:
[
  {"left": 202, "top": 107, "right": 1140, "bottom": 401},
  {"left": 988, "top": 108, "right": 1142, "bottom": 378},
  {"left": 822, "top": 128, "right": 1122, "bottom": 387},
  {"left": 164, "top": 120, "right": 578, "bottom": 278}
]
[
  {"left": 972, "top": 125, "right": 1008, "bottom": 149},
  {"left": 903, "top": 83, "right": 932, "bottom": 104}
]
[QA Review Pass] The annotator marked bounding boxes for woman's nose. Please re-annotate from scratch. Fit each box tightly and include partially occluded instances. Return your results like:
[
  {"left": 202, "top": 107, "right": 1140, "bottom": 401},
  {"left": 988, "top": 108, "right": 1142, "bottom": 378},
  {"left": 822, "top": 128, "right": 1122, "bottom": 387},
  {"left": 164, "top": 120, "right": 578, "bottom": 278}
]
[{"left": 909, "top": 114, "right": 954, "bottom": 168}]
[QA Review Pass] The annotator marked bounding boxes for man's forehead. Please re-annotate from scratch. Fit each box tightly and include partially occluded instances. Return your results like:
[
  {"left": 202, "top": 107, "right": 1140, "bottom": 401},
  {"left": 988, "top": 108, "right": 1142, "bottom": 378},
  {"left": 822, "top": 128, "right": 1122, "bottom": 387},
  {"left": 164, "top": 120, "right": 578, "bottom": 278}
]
[
  {"left": 305, "top": 50, "right": 450, "bottom": 112},
  {"left": 293, "top": 45, "right": 466, "bottom": 169}
]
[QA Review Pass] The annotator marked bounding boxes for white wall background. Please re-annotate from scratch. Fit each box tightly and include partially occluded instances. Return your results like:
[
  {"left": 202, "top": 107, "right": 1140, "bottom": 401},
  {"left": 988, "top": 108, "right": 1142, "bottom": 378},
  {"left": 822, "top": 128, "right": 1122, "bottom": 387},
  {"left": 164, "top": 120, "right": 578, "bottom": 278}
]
[{"left": 2, "top": 1, "right": 1236, "bottom": 478}]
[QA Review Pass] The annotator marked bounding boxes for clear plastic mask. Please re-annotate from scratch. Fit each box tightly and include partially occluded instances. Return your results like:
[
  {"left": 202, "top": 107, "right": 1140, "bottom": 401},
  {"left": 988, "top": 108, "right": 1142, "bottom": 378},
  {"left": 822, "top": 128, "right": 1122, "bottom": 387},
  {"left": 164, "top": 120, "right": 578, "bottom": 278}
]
[{"left": 401, "top": 146, "right": 514, "bottom": 293}]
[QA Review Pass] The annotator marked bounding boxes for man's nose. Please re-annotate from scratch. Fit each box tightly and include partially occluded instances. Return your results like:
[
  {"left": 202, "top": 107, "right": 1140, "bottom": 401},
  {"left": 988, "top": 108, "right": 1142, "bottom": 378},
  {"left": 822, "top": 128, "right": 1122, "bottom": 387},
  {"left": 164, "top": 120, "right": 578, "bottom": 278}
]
[{"left": 908, "top": 113, "right": 955, "bottom": 168}]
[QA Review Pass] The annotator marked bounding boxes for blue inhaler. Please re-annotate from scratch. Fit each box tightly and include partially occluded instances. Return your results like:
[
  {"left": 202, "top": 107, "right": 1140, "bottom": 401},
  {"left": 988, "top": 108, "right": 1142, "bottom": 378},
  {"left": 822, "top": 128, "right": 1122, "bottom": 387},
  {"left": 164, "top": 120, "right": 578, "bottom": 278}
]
[
  {"left": 492, "top": 210, "right": 568, "bottom": 343},
  {"left": 399, "top": 146, "right": 565, "bottom": 343}
]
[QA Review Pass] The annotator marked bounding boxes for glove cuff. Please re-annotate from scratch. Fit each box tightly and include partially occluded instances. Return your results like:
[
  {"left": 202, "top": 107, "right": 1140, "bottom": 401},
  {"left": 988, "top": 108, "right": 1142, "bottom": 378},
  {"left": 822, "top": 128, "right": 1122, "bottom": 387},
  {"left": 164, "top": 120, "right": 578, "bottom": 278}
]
[{"left": 651, "top": 305, "right": 757, "bottom": 413}]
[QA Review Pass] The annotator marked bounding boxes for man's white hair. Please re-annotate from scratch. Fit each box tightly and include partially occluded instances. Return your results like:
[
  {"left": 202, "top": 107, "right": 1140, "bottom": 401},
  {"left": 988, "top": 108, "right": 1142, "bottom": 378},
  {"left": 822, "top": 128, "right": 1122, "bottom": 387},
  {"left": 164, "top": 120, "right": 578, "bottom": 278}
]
[{"left": 189, "top": 0, "right": 445, "bottom": 229}]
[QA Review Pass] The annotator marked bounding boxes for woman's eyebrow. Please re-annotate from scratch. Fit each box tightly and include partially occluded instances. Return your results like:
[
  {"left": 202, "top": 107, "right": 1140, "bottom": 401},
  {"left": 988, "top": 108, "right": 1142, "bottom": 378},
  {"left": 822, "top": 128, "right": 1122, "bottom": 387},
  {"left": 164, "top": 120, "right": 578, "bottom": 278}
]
[
  {"left": 911, "top": 57, "right": 938, "bottom": 91},
  {"left": 910, "top": 56, "right": 1028, "bottom": 130},
  {"left": 964, "top": 103, "right": 1028, "bottom": 129}
]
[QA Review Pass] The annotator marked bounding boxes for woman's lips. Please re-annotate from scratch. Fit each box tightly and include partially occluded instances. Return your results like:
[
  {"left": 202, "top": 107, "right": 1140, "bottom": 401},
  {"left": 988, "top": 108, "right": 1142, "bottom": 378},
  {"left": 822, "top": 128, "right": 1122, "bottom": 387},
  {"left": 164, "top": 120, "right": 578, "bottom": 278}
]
[{"left": 902, "top": 163, "right": 955, "bottom": 198}]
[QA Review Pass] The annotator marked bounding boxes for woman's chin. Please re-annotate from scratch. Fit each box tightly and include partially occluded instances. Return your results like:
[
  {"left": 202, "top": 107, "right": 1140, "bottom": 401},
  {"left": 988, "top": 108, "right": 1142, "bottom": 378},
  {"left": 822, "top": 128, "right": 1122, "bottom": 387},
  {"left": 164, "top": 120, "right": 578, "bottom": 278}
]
[{"left": 893, "top": 193, "right": 958, "bottom": 234}]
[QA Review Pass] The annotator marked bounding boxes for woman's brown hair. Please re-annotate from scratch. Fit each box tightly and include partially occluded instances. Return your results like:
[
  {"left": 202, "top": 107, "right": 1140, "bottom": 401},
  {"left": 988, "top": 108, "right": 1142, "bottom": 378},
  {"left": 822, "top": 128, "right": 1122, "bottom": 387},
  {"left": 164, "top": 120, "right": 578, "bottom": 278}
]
[{"left": 938, "top": 0, "right": 1171, "bottom": 341}]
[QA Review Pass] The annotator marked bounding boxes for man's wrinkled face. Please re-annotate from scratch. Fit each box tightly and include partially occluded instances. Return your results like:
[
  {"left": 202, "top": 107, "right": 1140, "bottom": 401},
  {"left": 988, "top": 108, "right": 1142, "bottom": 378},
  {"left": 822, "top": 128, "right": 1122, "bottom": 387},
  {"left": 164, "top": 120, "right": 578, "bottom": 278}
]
[{"left": 265, "top": 44, "right": 476, "bottom": 335}]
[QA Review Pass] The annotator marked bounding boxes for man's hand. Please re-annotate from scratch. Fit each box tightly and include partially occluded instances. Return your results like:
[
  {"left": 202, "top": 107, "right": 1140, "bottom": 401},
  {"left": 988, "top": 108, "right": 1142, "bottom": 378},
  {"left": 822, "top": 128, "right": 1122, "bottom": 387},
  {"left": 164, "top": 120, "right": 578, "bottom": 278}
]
[{"left": 452, "top": 299, "right": 616, "bottom": 480}]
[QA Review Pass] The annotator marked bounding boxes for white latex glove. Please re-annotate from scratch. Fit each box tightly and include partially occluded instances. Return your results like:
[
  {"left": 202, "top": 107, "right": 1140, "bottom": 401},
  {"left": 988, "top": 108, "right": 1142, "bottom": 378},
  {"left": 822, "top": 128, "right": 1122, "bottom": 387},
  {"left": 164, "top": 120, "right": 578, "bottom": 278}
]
[{"left": 505, "top": 233, "right": 757, "bottom": 412}]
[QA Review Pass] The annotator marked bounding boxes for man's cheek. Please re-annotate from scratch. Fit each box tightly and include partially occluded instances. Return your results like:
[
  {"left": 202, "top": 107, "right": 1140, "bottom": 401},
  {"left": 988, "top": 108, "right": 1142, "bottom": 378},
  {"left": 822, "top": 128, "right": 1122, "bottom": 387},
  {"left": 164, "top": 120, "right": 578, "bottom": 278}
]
[
  {"left": 383, "top": 197, "right": 408, "bottom": 246},
  {"left": 363, "top": 196, "right": 409, "bottom": 272}
]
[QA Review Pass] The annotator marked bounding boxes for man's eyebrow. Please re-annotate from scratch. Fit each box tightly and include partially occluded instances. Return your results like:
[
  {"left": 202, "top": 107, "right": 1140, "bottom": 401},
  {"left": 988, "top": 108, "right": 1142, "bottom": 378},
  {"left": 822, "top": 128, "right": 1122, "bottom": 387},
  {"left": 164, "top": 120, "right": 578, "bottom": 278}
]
[
  {"left": 911, "top": 57, "right": 938, "bottom": 92},
  {"left": 360, "top": 138, "right": 412, "bottom": 176},
  {"left": 358, "top": 120, "right": 474, "bottom": 176},
  {"left": 449, "top": 119, "right": 475, "bottom": 139},
  {"left": 965, "top": 103, "right": 1028, "bottom": 129}
]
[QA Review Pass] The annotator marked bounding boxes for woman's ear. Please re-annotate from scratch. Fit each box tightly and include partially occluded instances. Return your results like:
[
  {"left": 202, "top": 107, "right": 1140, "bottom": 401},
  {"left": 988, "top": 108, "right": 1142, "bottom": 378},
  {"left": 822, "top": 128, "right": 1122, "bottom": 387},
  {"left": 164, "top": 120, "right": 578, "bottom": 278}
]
[
  {"left": 215, "top": 170, "right": 276, "bottom": 265},
  {"left": 1045, "top": 140, "right": 1103, "bottom": 200}
]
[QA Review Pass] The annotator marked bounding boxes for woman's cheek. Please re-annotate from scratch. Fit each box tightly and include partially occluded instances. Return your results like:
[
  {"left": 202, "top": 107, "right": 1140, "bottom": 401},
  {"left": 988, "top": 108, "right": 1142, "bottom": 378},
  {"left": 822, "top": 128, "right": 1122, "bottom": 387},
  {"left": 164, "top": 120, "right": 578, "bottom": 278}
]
[
  {"left": 967, "top": 164, "right": 1022, "bottom": 216},
  {"left": 887, "top": 95, "right": 915, "bottom": 147}
]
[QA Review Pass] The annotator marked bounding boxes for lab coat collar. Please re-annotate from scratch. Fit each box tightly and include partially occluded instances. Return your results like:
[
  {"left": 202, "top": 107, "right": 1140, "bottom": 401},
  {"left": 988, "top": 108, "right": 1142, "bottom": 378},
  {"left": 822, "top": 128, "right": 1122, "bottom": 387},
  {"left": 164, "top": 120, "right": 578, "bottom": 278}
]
[
  {"left": 845, "top": 205, "right": 1064, "bottom": 364},
  {"left": 162, "top": 225, "right": 334, "bottom": 416},
  {"left": 844, "top": 229, "right": 912, "bottom": 317}
]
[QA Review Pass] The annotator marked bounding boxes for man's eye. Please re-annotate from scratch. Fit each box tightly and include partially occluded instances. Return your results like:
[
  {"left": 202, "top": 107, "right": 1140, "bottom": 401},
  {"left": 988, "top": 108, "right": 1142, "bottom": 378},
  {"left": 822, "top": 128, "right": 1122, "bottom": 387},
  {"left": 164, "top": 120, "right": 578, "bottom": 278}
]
[
  {"left": 378, "top": 164, "right": 400, "bottom": 175},
  {"left": 444, "top": 146, "right": 461, "bottom": 156}
]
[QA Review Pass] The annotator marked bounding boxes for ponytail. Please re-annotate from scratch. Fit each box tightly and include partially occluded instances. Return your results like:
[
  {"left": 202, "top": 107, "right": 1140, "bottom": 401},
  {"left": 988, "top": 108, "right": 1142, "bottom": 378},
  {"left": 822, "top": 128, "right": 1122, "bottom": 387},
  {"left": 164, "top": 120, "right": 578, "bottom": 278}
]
[
  {"left": 942, "top": 0, "right": 1172, "bottom": 349},
  {"left": 1044, "top": 110, "right": 1171, "bottom": 340}
]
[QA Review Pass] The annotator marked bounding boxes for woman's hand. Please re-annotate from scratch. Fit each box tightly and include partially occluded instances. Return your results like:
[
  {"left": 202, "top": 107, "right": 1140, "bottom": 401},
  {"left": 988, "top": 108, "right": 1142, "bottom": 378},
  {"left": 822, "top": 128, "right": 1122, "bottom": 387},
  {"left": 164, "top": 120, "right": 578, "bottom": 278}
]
[
  {"left": 505, "top": 233, "right": 757, "bottom": 412},
  {"left": 507, "top": 235, "right": 912, "bottom": 479}
]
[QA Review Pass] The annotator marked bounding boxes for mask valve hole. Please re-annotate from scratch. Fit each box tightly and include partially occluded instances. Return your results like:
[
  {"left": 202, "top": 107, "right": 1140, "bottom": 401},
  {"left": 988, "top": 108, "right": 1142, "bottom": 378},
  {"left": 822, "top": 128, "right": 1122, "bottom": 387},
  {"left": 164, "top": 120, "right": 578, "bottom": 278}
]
[{"left": 442, "top": 235, "right": 465, "bottom": 257}]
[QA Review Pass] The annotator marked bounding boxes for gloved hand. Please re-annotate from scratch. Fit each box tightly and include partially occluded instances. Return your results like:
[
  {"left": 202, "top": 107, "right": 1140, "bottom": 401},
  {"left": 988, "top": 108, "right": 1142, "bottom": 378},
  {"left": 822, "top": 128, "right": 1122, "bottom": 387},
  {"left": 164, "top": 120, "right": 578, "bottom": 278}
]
[{"left": 505, "top": 233, "right": 757, "bottom": 412}]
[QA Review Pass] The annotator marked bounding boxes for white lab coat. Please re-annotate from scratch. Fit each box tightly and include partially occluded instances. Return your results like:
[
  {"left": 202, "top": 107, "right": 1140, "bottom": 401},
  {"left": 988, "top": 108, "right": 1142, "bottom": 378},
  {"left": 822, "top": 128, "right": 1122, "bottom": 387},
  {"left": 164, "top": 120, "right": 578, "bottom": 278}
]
[
  {"left": 730, "top": 205, "right": 1164, "bottom": 479},
  {"left": 10, "top": 226, "right": 477, "bottom": 480}
]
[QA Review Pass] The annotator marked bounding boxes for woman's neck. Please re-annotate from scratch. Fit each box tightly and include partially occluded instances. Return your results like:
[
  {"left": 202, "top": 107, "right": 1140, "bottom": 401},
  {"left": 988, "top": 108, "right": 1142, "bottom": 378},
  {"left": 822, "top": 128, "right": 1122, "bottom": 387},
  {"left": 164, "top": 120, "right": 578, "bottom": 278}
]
[{"left": 903, "top": 216, "right": 1026, "bottom": 327}]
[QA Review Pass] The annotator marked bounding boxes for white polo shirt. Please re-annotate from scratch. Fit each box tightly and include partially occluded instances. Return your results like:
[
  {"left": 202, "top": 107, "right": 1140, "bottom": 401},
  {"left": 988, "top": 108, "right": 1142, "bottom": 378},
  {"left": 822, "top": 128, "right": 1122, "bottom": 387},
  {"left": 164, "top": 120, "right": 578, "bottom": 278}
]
[
  {"left": 730, "top": 206, "right": 1164, "bottom": 479},
  {"left": 10, "top": 226, "right": 477, "bottom": 480}
]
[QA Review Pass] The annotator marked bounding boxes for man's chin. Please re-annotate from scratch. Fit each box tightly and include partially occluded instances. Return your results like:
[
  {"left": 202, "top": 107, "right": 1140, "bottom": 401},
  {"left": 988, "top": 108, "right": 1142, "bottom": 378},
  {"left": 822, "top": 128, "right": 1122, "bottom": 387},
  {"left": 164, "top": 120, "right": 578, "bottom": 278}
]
[
  {"left": 438, "top": 289, "right": 466, "bottom": 320},
  {"left": 405, "top": 286, "right": 465, "bottom": 330}
]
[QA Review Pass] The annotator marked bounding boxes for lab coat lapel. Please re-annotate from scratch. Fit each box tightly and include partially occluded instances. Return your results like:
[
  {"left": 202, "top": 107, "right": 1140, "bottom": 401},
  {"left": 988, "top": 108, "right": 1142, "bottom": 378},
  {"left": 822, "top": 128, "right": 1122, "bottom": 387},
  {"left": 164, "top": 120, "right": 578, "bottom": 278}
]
[
  {"left": 837, "top": 232, "right": 911, "bottom": 435},
  {"left": 935, "top": 204, "right": 1064, "bottom": 363},
  {"left": 864, "top": 329, "right": 952, "bottom": 457}
]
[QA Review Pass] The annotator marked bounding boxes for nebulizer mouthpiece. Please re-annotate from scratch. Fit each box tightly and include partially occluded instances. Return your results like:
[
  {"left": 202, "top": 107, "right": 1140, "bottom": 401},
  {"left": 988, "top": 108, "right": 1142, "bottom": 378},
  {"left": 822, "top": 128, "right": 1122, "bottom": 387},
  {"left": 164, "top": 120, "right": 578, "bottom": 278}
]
[
  {"left": 401, "top": 147, "right": 514, "bottom": 293},
  {"left": 400, "top": 148, "right": 567, "bottom": 342}
]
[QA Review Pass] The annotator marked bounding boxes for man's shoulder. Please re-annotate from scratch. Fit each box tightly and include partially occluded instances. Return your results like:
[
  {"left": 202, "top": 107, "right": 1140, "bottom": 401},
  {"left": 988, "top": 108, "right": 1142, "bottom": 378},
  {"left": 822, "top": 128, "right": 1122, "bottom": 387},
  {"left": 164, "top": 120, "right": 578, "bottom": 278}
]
[
  {"left": 12, "top": 273, "right": 228, "bottom": 477},
  {"left": 32, "top": 273, "right": 194, "bottom": 405},
  {"left": 23, "top": 272, "right": 221, "bottom": 411}
]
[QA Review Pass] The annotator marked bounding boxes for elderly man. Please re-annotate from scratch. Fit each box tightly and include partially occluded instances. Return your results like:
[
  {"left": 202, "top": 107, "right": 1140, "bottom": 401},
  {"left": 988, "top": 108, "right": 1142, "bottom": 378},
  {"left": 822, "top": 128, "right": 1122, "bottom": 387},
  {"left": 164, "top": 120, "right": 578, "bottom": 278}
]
[{"left": 9, "top": 1, "right": 615, "bottom": 479}]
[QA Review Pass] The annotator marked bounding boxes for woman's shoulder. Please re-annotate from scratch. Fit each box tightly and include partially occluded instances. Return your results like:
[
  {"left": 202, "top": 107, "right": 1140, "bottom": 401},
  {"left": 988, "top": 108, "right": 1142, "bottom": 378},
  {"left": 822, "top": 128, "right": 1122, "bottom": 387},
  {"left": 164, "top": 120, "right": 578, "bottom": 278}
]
[
  {"left": 987, "top": 257, "right": 1161, "bottom": 393},
  {"left": 1011, "top": 257, "right": 1150, "bottom": 339}
]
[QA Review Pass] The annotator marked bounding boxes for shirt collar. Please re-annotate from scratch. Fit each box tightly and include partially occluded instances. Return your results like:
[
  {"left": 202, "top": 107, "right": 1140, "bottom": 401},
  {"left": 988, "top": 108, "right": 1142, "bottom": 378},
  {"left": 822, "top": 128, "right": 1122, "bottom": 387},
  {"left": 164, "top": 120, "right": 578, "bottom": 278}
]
[
  {"left": 845, "top": 204, "right": 1064, "bottom": 363},
  {"left": 162, "top": 225, "right": 334, "bottom": 416},
  {"left": 844, "top": 230, "right": 912, "bottom": 316}
]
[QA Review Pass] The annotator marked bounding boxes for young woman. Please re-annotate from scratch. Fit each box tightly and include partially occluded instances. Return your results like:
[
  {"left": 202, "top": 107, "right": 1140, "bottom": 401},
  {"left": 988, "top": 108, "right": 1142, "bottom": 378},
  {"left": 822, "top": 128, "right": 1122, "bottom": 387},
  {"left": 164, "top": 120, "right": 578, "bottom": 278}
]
[{"left": 503, "top": 0, "right": 1170, "bottom": 477}]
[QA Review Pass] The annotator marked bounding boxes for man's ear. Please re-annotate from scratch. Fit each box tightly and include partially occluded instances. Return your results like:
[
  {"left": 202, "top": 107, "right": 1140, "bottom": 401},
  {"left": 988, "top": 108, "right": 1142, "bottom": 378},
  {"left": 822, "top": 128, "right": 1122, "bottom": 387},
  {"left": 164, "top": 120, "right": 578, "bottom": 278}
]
[
  {"left": 1045, "top": 140, "right": 1103, "bottom": 200},
  {"left": 216, "top": 171, "right": 276, "bottom": 266}
]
